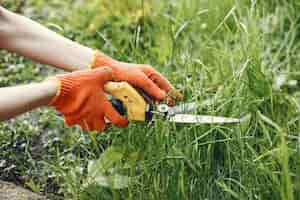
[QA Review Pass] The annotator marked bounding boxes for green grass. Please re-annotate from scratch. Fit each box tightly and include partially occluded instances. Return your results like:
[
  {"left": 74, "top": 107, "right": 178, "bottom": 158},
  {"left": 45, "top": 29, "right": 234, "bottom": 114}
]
[{"left": 1, "top": 0, "right": 300, "bottom": 199}]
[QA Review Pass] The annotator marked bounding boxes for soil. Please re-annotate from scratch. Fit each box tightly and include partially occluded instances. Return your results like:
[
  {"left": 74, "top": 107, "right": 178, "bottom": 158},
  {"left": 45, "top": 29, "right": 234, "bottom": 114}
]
[{"left": 0, "top": 180, "right": 45, "bottom": 200}]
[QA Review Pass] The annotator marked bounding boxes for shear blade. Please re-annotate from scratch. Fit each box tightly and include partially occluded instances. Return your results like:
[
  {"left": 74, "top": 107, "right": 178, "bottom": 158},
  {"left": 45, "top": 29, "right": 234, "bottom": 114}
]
[
  {"left": 168, "top": 102, "right": 198, "bottom": 115},
  {"left": 168, "top": 114, "right": 245, "bottom": 124}
]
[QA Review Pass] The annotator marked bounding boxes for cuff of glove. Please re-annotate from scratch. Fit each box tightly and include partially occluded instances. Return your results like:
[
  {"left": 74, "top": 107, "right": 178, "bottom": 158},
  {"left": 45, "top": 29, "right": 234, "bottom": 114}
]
[
  {"left": 89, "top": 50, "right": 116, "bottom": 69},
  {"left": 48, "top": 77, "right": 75, "bottom": 108}
]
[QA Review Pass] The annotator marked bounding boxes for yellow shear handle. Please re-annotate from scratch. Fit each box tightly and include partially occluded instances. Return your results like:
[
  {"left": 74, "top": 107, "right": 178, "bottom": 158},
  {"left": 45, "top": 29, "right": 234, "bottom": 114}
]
[{"left": 104, "top": 82, "right": 147, "bottom": 121}]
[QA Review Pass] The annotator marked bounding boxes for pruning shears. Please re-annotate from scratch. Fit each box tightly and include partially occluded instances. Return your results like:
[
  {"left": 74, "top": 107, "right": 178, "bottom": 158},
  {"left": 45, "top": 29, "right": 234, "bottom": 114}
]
[{"left": 105, "top": 82, "right": 249, "bottom": 124}]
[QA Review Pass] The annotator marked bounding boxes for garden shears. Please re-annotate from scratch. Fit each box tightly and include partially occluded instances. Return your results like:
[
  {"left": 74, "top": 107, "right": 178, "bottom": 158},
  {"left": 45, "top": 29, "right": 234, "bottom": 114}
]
[{"left": 104, "top": 82, "right": 249, "bottom": 124}]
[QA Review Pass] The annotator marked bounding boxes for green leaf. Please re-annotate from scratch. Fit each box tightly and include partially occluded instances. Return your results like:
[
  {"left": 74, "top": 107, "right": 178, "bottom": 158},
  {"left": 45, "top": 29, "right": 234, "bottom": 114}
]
[
  {"left": 123, "top": 152, "right": 138, "bottom": 169},
  {"left": 86, "top": 146, "right": 132, "bottom": 189},
  {"left": 99, "top": 146, "right": 124, "bottom": 170},
  {"left": 92, "top": 173, "right": 130, "bottom": 189},
  {"left": 87, "top": 146, "right": 124, "bottom": 179}
]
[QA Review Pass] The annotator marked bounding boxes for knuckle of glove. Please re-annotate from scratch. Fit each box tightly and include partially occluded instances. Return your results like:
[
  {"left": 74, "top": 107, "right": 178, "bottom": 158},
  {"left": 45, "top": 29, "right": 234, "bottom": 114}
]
[
  {"left": 114, "top": 117, "right": 129, "bottom": 128},
  {"left": 104, "top": 110, "right": 128, "bottom": 128}
]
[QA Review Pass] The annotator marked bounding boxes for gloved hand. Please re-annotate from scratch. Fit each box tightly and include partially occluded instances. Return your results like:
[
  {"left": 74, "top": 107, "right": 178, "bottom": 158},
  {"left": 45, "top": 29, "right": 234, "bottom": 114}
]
[
  {"left": 90, "top": 51, "right": 183, "bottom": 102},
  {"left": 48, "top": 67, "right": 128, "bottom": 131}
]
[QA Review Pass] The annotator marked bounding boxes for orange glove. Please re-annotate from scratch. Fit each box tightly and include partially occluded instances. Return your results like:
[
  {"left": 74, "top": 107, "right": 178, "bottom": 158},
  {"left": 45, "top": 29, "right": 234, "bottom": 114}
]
[
  {"left": 90, "top": 51, "right": 183, "bottom": 102},
  {"left": 48, "top": 67, "right": 128, "bottom": 131}
]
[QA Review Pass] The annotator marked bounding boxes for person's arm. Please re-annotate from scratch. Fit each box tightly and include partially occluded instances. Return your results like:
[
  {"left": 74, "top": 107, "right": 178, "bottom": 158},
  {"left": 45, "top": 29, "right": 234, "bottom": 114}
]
[
  {"left": 0, "top": 6, "right": 183, "bottom": 101},
  {"left": 0, "top": 6, "right": 93, "bottom": 71},
  {"left": 0, "top": 80, "right": 57, "bottom": 121},
  {"left": 0, "top": 68, "right": 128, "bottom": 131}
]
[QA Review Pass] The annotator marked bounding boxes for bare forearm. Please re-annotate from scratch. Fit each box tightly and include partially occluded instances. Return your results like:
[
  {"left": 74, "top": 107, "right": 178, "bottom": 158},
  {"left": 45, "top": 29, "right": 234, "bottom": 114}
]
[
  {"left": 0, "top": 6, "right": 93, "bottom": 71},
  {"left": 0, "top": 80, "right": 57, "bottom": 121}
]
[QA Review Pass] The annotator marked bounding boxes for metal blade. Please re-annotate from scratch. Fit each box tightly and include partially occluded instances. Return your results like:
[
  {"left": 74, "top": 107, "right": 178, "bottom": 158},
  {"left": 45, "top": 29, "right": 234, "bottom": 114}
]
[
  {"left": 168, "top": 114, "right": 247, "bottom": 124},
  {"left": 168, "top": 102, "right": 198, "bottom": 115}
]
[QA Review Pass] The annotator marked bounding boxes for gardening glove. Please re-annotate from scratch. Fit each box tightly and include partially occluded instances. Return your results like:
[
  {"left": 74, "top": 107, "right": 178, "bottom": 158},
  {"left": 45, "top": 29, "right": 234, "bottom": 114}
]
[
  {"left": 48, "top": 67, "right": 128, "bottom": 131},
  {"left": 89, "top": 51, "right": 183, "bottom": 102}
]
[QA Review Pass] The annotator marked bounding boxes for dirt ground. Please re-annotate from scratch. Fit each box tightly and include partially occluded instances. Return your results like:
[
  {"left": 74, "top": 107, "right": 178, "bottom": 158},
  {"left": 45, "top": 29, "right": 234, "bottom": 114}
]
[{"left": 0, "top": 180, "right": 45, "bottom": 200}]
